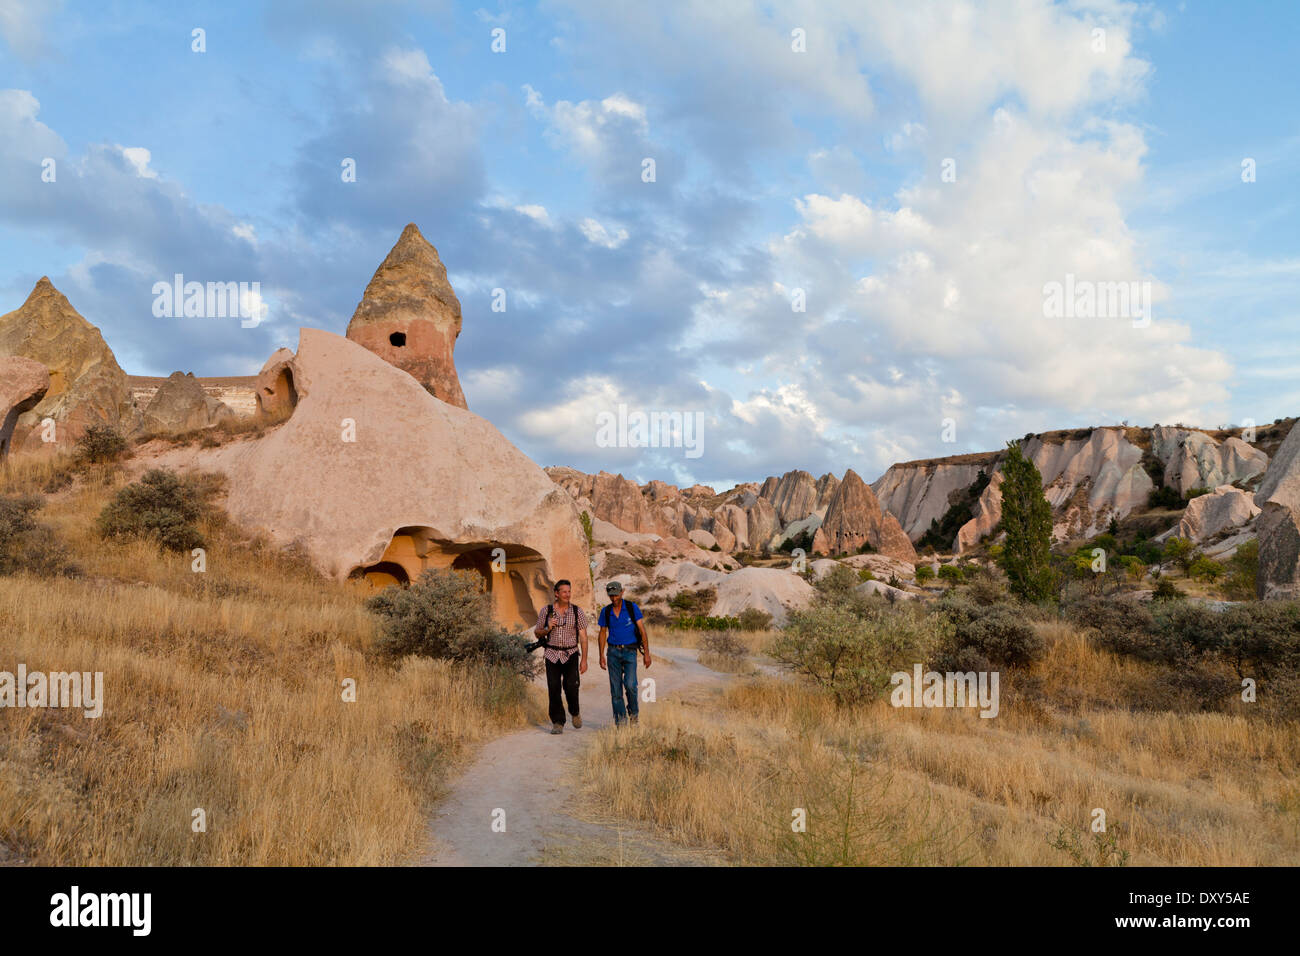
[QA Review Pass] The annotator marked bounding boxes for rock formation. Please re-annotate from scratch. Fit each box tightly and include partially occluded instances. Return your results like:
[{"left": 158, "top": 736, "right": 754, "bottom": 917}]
[
  {"left": 950, "top": 470, "right": 1003, "bottom": 554},
  {"left": 0, "top": 355, "right": 49, "bottom": 459},
  {"left": 872, "top": 457, "right": 995, "bottom": 541},
  {"left": 1175, "top": 485, "right": 1260, "bottom": 543},
  {"left": 345, "top": 223, "right": 468, "bottom": 409},
  {"left": 1024, "top": 429, "right": 1153, "bottom": 540},
  {"left": 811, "top": 469, "right": 917, "bottom": 563},
  {"left": 0, "top": 277, "right": 134, "bottom": 451},
  {"left": 139, "top": 371, "right": 236, "bottom": 434},
  {"left": 144, "top": 328, "right": 590, "bottom": 626},
  {"left": 1254, "top": 424, "right": 1300, "bottom": 599},
  {"left": 709, "top": 566, "right": 815, "bottom": 625},
  {"left": 1151, "top": 425, "right": 1268, "bottom": 496}
]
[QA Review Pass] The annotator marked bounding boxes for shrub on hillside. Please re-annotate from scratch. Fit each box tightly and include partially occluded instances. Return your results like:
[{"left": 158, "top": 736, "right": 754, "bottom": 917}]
[
  {"left": 0, "top": 494, "right": 77, "bottom": 576},
  {"left": 814, "top": 563, "right": 860, "bottom": 600},
  {"left": 936, "top": 598, "right": 1044, "bottom": 670},
  {"left": 1152, "top": 576, "right": 1183, "bottom": 601},
  {"left": 365, "top": 568, "right": 537, "bottom": 677},
  {"left": 96, "top": 469, "right": 219, "bottom": 552},
  {"left": 1147, "top": 486, "right": 1184, "bottom": 510},
  {"left": 1188, "top": 554, "right": 1223, "bottom": 582},
  {"left": 1222, "top": 540, "right": 1258, "bottom": 600},
  {"left": 915, "top": 564, "right": 935, "bottom": 584},
  {"left": 737, "top": 607, "right": 773, "bottom": 631},
  {"left": 773, "top": 601, "right": 946, "bottom": 705},
  {"left": 74, "top": 424, "right": 128, "bottom": 464}
]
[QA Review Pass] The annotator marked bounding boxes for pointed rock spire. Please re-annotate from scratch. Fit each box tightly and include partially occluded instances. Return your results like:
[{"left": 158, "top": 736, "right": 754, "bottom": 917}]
[{"left": 344, "top": 223, "right": 467, "bottom": 409}]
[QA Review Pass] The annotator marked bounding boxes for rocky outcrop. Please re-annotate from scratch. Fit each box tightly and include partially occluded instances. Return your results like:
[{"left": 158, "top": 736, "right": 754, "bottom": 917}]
[
  {"left": 954, "top": 470, "right": 1005, "bottom": 554},
  {"left": 1024, "top": 429, "right": 1152, "bottom": 540},
  {"left": 0, "top": 355, "right": 49, "bottom": 459},
  {"left": 142, "top": 328, "right": 590, "bottom": 627},
  {"left": 811, "top": 469, "right": 917, "bottom": 563},
  {"left": 345, "top": 223, "right": 468, "bottom": 409},
  {"left": 710, "top": 566, "right": 815, "bottom": 625},
  {"left": 1175, "top": 485, "right": 1260, "bottom": 543},
  {"left": 139, "top": 371, "right": 236, "bottom": 434},
  {"left": 1254, "top": 424, "right": 1300, "bottom": 600},
  {"left": 872, "top": 458, "right": 994, "bottom": 541},
  {"left": 1151, "top": 426, "right": 1268, "bottom": 496},
  {"left": 759, "top": 470, "right": 820, "bottom": 524},
  {"left": 0, "top": 277, "right": 134, "bottom": 451}
]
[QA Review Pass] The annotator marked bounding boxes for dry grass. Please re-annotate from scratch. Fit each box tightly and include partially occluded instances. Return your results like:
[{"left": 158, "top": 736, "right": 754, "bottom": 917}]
[
  {"left": 579, "top": 621, "right": 1300, "bottom": 865},
  {"left": 0, "top": 459, "right": 533, "bottom": 865}
]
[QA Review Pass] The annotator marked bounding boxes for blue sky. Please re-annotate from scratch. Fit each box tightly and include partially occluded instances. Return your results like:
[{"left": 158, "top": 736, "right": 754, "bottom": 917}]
[{"left": 1, "top": 0, "right": 1297, "bottom": 489}]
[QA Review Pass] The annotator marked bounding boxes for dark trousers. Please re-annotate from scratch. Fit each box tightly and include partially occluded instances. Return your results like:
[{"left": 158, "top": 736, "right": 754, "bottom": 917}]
[{"left": 545, "top": 652, "right": 580, "bottom": 726}]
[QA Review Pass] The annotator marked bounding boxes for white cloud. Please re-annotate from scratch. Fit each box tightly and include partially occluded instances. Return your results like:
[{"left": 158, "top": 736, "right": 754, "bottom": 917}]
[
  {"left": 120, "top": 147, "right": 158, "bottom": 179},
  {"left": 515, "top": 204, "right": 551, "bottom": 225},
  {"left": 578, "top": 217, "right": 628, "bottom": 248}
]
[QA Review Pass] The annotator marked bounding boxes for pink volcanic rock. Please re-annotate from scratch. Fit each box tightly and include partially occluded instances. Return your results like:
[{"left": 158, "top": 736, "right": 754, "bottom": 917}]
[
  {"left": 1, "top": 355, "right": 50, "bottom": 458},
  {"left": 345, "top": 224, "right": 468, "bottom": 409},
  {"left": 811, "top": 469, "right": 918, "bottom": 563},
  {"left": 0, "top": 277, "right": 134, "bottom": 451},
  {"left": 144, "top": 328, "right": 591, "bottom": 626}
]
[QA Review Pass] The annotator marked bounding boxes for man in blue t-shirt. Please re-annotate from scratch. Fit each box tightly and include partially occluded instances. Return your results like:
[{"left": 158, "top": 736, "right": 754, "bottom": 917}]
[{"left": 597, "top": 581, "right": 651, "bottom": 726}]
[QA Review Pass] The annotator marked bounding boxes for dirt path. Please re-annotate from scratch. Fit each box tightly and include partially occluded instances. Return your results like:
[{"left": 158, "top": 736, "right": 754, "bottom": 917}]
[{"left": 420, "top": 646, "right": 733, "bottom": 866}]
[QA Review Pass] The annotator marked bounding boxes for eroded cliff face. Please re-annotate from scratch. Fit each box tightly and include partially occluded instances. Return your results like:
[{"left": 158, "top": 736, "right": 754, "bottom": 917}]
[
  {"left": 862, "top": 424, "right": 1275, "bottom": 553},
  {"left": 1150, "top": 426, "right": 1268, "bottom": 496},
  {"left": 872, "top": 456, "right": 996, "bottom": 541}
]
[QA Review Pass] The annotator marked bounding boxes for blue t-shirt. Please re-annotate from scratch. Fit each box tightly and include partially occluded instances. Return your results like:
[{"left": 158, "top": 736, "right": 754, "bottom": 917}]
[{"left": 599, "top": 601, "right": 642, "bottom": 645}]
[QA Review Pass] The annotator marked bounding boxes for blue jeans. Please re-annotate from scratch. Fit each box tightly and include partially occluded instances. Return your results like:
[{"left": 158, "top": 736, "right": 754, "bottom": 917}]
[{"left": 607, "top": 645, "right": 639, "bottom": 724}]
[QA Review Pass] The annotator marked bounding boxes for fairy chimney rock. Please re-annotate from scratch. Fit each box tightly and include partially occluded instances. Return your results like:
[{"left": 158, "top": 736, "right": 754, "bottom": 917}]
[{"left": 344, "top": 223, "right": 468, "bottom": 409}]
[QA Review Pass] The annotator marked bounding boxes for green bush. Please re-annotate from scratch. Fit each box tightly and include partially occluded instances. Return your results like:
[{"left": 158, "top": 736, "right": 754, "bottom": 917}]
[
  {"left": 74, "top": 424, "right": 128, "bottom": 464},
  {"left": 1152, "top": 576, "right": 1183, "bottom": 601},
  {"left": 365, "top": 568, "right": 537, "bottom": 677},
  {"left": 1222, "top": 540, "right": 1258, "bottom": 600},
  {"left": 1188, "top": 554, "right": 1223, "bottom": 582},
  {"left": 937, "top": 563, "right": 965, "bottom": 584},
  {"left": 1119, "top": 555, "right": 1147, "bottom": 581},
  {"left": 814, "top": 563, "right": 860, "bottom": 601},
  {"left": 773, "top": 601, "right": 946, "bottom": 705},
  {"left": 0, "top": 494, "right": 77, "bottom": 576},
  {"left": 858, "top": 567, "right": 875, "bottom": 582},
  {"left": 96, "top": 469, "right": 218, "bottom": 552},
  {"left": 915, "top": 564, "right": 935, "bottom": 584},
  {"left": 673, "top": 614, "right": 743, "bottom": 631},
  {"left": 937, "top": 597, "right": 1044, "bottom": 669},
  {"left": 1147, "top": 486, "right": 1184, "bottom": 510},
  {"left": 1162, "top": 537, "right": 1195, "bottom": 572},
  {"left": 736, "top": 607, "right": 774, "bottom": 631}
]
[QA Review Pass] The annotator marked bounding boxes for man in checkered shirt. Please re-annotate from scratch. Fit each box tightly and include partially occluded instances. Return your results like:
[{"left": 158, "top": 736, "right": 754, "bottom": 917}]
[{"left": 533, "top": 579, "right": 588, "bottom": 734}]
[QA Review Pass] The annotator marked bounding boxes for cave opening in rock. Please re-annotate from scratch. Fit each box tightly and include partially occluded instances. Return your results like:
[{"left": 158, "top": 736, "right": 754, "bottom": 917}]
[
  {"left": 389, "top": 331, "right": 406, "bottom": 347},
  {"left": 258, "top": 365, "right": 298, "bottom": 419},
  {"left": 350, "top": 528, "right": 550, "bottom": 628}
]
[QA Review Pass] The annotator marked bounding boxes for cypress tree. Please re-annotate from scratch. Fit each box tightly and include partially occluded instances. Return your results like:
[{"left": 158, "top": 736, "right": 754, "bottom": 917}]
[{"left": 997, "top": 440, "right": 1055, "bottom": 601}]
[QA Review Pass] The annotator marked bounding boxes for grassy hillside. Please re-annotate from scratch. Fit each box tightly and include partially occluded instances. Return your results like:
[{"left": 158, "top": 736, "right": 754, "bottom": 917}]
[{"left": 0, "top": 451, "right": 535, "bottom": 865}]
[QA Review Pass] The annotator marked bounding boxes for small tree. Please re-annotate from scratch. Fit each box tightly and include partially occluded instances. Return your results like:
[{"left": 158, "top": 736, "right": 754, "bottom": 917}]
[
  {"left": 1162, "top": 537, "right": 1195, "bottom": 573},
  {"left": 996, "top": 441, "right": 1055, "bottom": 601}
]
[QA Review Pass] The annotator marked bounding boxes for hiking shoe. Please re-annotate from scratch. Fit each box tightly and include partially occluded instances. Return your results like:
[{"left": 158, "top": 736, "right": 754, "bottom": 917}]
[
  {"left": 572, "top": 715, "right": 582, "bottom": 728},
  {"left": 550, "top": 724, "right": 563, "bottom": 735},
  {"left": 629, "top": 715, "right": 639, "bottom": 726}
]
